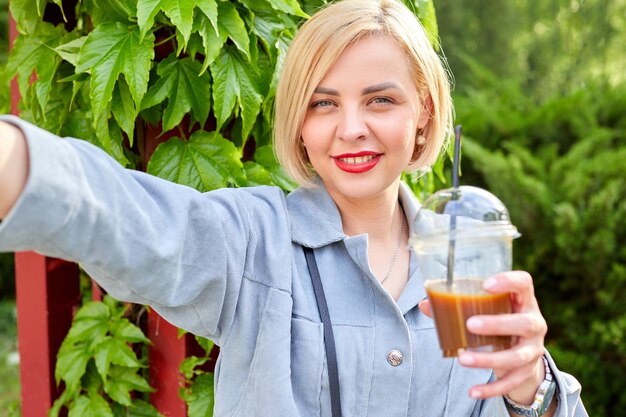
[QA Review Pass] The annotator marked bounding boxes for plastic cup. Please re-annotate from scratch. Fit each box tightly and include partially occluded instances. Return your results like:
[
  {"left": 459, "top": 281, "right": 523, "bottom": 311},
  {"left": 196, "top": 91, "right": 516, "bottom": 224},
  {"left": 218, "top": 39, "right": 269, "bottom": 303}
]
[{"left": 410, "top": 186, "right": 521, "bottom": 357}]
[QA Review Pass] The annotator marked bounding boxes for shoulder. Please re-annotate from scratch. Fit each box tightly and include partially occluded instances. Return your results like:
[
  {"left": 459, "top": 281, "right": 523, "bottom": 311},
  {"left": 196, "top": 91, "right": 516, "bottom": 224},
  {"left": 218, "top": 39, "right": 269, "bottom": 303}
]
[{"left": 202, "top": 185, "right": 289, "bottom": 221}]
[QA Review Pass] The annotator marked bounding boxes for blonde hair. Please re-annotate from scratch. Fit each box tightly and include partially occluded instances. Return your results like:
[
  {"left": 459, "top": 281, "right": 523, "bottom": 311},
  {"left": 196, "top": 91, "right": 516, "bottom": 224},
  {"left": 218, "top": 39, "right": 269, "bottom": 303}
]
[{"left": 274, "top": 0, "right": 454, "bottom": 187}]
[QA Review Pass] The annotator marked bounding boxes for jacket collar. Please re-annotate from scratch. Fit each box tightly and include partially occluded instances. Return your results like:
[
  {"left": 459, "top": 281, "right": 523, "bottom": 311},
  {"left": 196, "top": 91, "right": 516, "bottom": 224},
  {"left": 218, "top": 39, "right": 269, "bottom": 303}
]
[{"left": 286, "top": 176, "right": 422, "bottom": 248}]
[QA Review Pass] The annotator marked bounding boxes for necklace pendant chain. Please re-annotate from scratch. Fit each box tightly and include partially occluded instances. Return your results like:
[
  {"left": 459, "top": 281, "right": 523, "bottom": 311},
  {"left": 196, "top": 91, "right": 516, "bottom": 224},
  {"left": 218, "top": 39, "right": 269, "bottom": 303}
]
[{"left": 380, "top": 212, "right": 404, "bottom": 285}]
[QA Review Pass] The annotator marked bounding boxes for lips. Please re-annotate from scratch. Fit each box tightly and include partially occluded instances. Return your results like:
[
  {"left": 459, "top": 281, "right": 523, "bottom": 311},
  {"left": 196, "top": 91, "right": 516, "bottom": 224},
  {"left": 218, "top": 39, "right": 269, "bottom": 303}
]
[{"left": 332, "top": 151, "right": 382, "bottom": 173}]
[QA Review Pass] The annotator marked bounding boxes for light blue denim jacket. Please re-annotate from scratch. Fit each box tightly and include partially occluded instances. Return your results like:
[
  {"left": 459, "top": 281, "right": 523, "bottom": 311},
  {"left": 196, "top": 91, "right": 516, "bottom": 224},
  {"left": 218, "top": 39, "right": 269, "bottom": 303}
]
[{"left": 0, "top": 116, "right": 587, "bottom": 417}]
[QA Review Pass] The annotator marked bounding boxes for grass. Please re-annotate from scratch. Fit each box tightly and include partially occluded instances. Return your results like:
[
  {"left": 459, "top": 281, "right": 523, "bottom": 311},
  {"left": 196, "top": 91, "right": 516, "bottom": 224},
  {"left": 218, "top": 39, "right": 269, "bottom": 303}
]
[{"left": 0, "top": 299, "right": 20, "bottom": 416}]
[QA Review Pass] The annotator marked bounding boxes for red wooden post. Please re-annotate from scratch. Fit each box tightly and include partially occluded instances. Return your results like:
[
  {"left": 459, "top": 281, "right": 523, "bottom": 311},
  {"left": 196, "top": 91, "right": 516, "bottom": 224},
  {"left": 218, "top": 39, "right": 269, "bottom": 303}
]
[
  {"left": 10, "top": 9, "right": 82, "bottom": 417},
  {"left": 15, "top": 254, "right": 80, "bottom": 417},
  {"left": 9, "top": 6, "right": 211, "bottom": 415},
  {"left": 148, "top": 313, "right": 188, "bottom": 416}
]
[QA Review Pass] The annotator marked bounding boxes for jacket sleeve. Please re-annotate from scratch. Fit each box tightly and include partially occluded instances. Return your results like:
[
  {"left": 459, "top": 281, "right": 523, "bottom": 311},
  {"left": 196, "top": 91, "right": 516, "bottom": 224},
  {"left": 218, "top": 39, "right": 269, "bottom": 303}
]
[
  {"left": 0, "top": 115, "right": 288, "bottom": 344},
  {"left": 471, "top": 350, "right": 588, "bottom": 417}
]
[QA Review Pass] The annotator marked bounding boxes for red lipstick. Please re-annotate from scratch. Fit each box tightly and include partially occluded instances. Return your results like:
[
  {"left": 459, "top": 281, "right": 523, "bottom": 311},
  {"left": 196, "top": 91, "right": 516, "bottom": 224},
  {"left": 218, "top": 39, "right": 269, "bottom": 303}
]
[{"left": 332, "top": 151, "right": 382, "bottom": 173}]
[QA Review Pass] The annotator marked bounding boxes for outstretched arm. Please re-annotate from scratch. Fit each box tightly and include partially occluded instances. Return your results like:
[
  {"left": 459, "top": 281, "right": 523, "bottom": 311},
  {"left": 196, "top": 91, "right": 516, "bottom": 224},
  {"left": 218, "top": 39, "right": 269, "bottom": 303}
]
[{"left": 0, "top": 121, "right": 29, "bottom": 218}]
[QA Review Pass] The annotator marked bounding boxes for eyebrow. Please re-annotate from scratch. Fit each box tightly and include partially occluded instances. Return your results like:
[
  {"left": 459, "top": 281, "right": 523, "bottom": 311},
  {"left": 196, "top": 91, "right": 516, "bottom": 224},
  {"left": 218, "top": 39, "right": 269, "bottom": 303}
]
[
  {"left": 313, "top": 86, "right": 339, "bottom": 95},
  {"left": 362, "top": 82, "right": 400, "bottom": 95},
  {"left": 313, "top": 82, "right": 400, "bottom": 96}
]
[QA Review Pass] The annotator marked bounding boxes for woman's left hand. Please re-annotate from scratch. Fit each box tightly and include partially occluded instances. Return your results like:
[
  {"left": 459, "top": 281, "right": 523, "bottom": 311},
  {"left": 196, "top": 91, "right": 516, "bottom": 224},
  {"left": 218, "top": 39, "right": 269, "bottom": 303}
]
[{"left": 419, "top": 270, "right": 548, "bottom": 403}]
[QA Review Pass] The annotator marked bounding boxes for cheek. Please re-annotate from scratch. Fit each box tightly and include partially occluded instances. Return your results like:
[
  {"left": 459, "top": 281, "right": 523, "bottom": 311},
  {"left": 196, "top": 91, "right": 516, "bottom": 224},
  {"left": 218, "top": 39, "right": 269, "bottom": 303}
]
[
  {"left": 381, "top": 118, "right": 416, "bottom": 147},
  {"left": 301, "top": 116, "right": 331, "bottom": 156}
]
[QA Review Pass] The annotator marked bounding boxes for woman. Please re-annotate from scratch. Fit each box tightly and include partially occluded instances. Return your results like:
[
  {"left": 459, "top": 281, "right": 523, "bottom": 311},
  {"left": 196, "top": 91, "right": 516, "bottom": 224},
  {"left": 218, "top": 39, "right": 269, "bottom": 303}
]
[{"left": 0, "top": 0, "right": 586, "bottom": 416}]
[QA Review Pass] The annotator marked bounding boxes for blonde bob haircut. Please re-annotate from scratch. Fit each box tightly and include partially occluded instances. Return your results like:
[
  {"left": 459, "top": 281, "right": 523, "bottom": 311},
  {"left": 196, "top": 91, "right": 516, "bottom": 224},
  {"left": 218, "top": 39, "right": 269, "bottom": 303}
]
[{"left": 274, "top": 0, "right": 454, "bottom": 187}]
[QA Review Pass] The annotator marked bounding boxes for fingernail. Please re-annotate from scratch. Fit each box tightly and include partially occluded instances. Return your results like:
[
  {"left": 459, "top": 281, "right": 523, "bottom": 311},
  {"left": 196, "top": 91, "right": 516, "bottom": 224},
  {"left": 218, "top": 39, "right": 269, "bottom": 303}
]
[
  {"left": 483, "top": 277, "right": 497, "bottom": 290},
  {"left": 467, "top": 317, "right": 483, "bottom": 330},
  {"left": 458, "top": 353, "right": 475, "bottom": 365},
  {"left": 470, "top": 389, "right": 482, "bottom": 399}
]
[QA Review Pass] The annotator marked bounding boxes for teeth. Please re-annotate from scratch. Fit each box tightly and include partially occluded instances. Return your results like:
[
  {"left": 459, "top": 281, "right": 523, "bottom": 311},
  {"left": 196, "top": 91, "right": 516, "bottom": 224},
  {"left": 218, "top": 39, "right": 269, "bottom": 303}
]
[{"left": 340, "top": 155, "right": 375, "bottom": 164}]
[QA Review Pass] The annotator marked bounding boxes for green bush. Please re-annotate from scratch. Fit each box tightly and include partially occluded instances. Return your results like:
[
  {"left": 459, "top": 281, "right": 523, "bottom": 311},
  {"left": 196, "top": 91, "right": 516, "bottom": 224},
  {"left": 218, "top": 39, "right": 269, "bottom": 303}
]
[
  {"left": 3, "top": 0, "right": 440, "bottom": 415},
  {"left": 454, "top": 62, "right": 626, "bottom": 416}
]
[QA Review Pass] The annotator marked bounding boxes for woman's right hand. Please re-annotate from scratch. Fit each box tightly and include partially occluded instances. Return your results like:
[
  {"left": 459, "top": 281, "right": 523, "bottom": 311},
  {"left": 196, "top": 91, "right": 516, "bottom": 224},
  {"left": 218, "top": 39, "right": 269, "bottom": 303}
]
[{"left": 0, "top": 121, "right": 29, "bottom": 218}]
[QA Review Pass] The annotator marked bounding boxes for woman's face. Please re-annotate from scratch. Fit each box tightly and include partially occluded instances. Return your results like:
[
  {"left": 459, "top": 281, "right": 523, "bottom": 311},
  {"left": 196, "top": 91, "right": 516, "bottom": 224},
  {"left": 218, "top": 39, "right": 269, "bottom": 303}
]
[{"left": 301, "top": 35, "right": 429, "bottom": 204}]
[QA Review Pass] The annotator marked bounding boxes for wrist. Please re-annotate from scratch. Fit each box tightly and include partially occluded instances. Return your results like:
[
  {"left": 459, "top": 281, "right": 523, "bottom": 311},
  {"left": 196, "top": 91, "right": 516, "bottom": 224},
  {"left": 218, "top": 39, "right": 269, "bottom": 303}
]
[
  {"left": 506, "top": 357, "right": 546, "bottom": 405},
  {"left": 504, "top": 356, "right": 557, "bottom": 417}
]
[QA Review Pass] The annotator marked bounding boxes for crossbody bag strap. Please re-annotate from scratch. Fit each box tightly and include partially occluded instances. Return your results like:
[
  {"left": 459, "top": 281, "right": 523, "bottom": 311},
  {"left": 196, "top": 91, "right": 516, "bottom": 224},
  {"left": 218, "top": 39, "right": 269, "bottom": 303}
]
[{"left": 303, "top": 247, "right": 342, "bottom": 417}]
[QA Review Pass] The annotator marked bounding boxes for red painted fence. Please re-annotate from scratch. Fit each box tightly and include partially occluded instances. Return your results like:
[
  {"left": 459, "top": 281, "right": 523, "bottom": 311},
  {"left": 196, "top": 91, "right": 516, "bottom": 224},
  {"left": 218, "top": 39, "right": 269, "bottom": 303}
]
[{"left": 8, "top": 8, "right": 208, "bottom": 417}]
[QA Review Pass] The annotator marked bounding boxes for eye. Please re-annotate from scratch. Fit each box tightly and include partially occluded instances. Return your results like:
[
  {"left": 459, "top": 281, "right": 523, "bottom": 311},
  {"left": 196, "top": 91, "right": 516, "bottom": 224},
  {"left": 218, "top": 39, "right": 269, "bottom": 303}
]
[
  {"left": 311, "top": 100, "right": 335, "bottom": 109},
  {"left": 370, "top": 96, "right": 394, "bottom": 105}
]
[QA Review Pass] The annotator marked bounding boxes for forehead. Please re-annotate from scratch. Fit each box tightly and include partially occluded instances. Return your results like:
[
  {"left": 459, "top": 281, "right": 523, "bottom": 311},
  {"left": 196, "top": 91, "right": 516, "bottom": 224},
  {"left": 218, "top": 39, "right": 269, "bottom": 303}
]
[{"left": 317, "top": 35, "right": 415, "bottom": 89}]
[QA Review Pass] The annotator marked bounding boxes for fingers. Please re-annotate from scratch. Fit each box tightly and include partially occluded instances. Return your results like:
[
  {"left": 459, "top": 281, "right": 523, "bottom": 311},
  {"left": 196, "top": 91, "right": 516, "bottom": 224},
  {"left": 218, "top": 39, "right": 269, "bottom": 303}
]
[
  {"left": 418, "top": 298, "right": 433, "bottom": 317},
  {"left": 467, "top": 361, "right": 541, "bottom": 399},
  {"left": 466, "top": 312, "right": 547, "bottom": 338},
  {"left": 458, "top": 344, "right": 543, "bottom": 372},
  {"left": 447, "top": 271, "right": 549, "bottom": 401},
  {"left": 484, "top": 271, "right": 537, "bottom": 311}
]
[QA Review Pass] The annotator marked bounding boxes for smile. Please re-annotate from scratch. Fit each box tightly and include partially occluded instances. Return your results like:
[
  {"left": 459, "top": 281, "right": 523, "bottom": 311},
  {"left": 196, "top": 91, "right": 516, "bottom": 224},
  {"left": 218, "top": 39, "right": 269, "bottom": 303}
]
[
  {"left": 332, "top": 152, "right": 382, "bottom": 173},
  {"left": 337, "top": 155, "right": 377, "bottom": 164}
]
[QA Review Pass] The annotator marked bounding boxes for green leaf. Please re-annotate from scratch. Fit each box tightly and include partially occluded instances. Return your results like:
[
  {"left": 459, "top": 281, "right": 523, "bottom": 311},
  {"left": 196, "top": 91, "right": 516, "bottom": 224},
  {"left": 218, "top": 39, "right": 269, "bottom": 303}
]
[
  {"left": 62, "top": 301, "right": 110, "bottom": 346},
  {"left": 216, "top": 1, "right": 250, "bottom": 58},
  {"left": 76, "top": 22, "right": 155, "bottom": 117},
  {"left": 147, "top": 131, "right": 245, "bottom": 191},
  {"left": 9, "top": 0, "right": 46, "bottom": 34},
  {"left": 241, "top": 0, "right": 307, "bottom": 17},
  {"left": 414, "top": 0, "right": 439, "bottom": 50},
  {"left": 68, "top": 394, "right": 113, "bottom": 417},
  {"left": 185, "top": 373, "right": 214, "bottom": 417},
  {"left": 75, "top": 299, "right": 111, "bottom": 321},
  {"left": 6, "top": 22, "right": 67, "bottom": 111},
  {"left": 63, "top": 314, "right": 109, "bottom": 346},
  {"left": 95, "top": 337, "right": 143, "bottom": 382},
  {"left": 136, "top": 0, "right": 162, "bottom": 40},
  {"left": 210, "top": 46, "right": 262, "bottom": 139},
  {"left": 82, "top": 360, "right": 105, "bottom": 393},
  {"left": 113, "top": 400, "right": 164, "bottom": 417},
  {"left": 267, "top": 0, "right": 308, "bottom": 17},
  {"left": 49, "top": 385, "right": 76, "bottom": 417},
  {"left": 137, "top": 0, "right": 195, "bottom": 45},
  {"left": 111, "top": 319, "right": 151, "bottom": 344},
  {"left": 248, "top": 10, "right": 295, "bottom": 62},
  {"left": 55, "top": 344, "right": 91, "bottom": 392},
  {"left": 243, "top": 161, "right": 273, "bottom": 187},
  {"left": 104, "top": 366, "right": 155, "bottom": 405},
  {"left": 86, "top": 0, "right": 138, "bottom": 25},
  {"left": 163, "top": 0, "right": 196, "bottom": 47},
  {"left": 140, "top": 55, "right": 212, "bottom": 132},
  {"left": 255, "top": 145, "right": 298, "bottom": 191},
  {"left": 192, "top": 10, "right": 226, "bottom": 75},
  {"left": 55, "top": 36, "right": 88, "bottom": 67},
  {"left": 180, "top": 355, "right": 211, "bottom": 380},
  {"left": 267, "top": 32, "right": 292, "bottom": 107},
  {"left": 196, "top": 0, "right": 219, "bottom": 33},
  {"left": 111, "top": 76, "right": 137, "bottom": 144},
  {"left": 194, "top": 336, "right": 214, "bottom": 356},
  {"left": 90, "top": 111, "right": 131, "bottom": 166}
]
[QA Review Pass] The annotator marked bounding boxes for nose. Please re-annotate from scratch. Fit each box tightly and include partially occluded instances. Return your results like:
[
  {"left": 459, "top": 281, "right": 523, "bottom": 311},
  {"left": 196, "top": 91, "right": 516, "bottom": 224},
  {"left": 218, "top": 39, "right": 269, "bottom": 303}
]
[{"left": 337, "top": 107, "right": 368, "bottom": 141}]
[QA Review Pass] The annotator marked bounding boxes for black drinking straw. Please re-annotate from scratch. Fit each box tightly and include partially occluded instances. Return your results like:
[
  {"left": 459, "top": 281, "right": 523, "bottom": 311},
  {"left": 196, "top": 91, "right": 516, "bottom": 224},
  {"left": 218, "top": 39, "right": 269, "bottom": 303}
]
[{"left": 446, "top": 125, "right": 463, "bottom": 287}]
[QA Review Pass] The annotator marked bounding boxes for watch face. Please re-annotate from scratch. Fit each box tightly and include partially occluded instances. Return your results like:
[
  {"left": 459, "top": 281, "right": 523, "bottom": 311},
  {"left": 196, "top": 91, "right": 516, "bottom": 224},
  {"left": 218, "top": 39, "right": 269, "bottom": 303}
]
[{"left": 537, "top": 380, "right": 557, "bottom": 415}]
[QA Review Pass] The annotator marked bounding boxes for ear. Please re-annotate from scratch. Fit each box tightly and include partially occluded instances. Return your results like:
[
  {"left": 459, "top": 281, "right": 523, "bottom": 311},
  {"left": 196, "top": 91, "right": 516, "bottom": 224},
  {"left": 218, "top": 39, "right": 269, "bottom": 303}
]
[{"left": 417, "top": 95, "right": 433, "bottom": 130}]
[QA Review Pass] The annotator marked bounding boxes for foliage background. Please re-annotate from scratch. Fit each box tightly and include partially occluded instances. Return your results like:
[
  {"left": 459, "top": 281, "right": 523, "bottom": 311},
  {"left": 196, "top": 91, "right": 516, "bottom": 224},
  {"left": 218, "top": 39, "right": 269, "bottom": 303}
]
[
  {"left": 437, "top": 1, "right": 626, "bottom": 415},
  {"left": 1, "top": 0, "right": 625, "bottom": 416}
]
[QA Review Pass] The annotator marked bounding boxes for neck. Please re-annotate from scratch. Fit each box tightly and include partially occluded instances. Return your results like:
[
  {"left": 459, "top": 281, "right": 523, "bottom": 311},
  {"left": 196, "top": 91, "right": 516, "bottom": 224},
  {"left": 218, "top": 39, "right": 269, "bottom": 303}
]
[{"left": 327, "top": 180, "right": 403, "bottom": 242}]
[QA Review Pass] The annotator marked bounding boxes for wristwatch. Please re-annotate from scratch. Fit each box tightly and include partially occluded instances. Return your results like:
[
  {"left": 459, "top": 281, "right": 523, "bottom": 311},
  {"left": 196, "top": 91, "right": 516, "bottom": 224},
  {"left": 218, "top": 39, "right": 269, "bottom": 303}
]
[{"left": 503, "top": 356, "right": 557, "bottom": 417}]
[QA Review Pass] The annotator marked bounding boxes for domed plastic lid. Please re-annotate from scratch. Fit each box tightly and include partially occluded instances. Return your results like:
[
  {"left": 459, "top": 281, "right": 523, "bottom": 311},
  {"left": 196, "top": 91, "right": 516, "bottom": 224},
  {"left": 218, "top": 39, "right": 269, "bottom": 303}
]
[{"left": 410, "top": 185, "right": 520, "bottom": 243}]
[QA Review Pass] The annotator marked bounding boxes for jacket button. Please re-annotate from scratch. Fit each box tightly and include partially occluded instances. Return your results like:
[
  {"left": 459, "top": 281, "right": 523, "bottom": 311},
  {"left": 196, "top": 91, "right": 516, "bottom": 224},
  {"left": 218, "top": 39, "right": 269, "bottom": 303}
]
[{"left": 387, "top": 349, "right": 403, "bottom": 366}]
